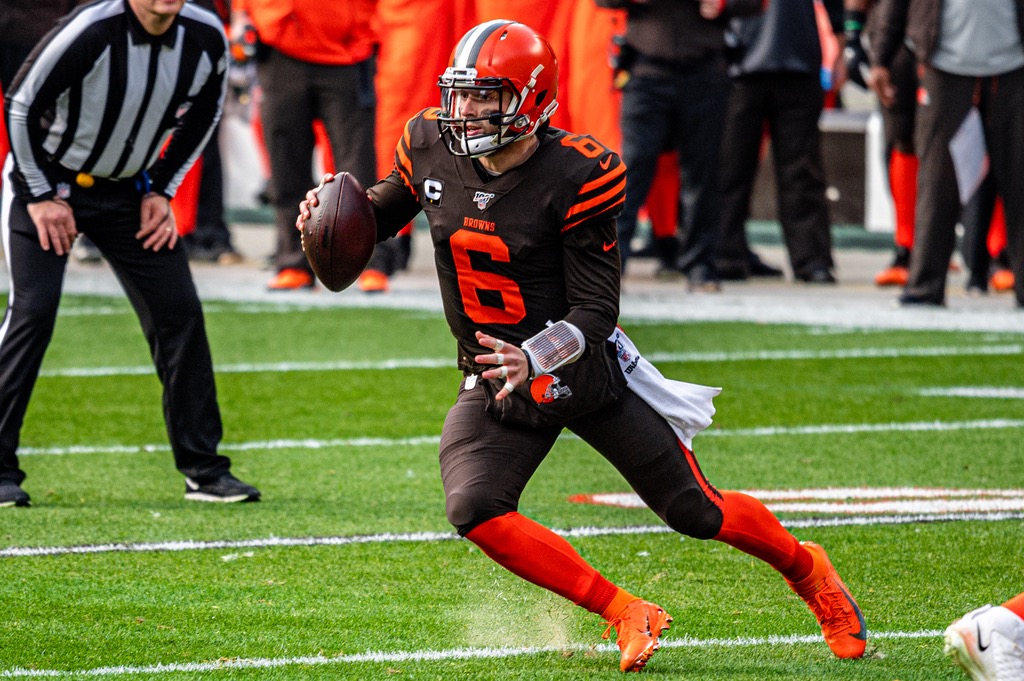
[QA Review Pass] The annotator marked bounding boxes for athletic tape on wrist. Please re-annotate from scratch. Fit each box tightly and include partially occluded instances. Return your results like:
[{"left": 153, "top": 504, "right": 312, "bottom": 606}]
[{"left": 521, "top": 320, "right": 585, "bottom": 376}]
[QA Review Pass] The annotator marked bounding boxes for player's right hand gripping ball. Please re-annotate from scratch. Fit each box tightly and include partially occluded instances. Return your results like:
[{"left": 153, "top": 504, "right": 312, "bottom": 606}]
[{"left": 301, "top": 172, "right": 377, "bottom": 292}]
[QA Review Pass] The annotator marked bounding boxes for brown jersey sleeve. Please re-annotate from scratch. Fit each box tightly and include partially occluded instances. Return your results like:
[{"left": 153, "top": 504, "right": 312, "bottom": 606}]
[
  {"left": 562, "top": 148, "right": 627, "bottom": 233},
  {"left": 562, "top": 216, "right": 621, "bottom": 350},
  {"left": 366, "top": 170, "right": 422, "bottom": 242},
  {"left": 365, "top": 108, "right": 440, "bottom": 241}
]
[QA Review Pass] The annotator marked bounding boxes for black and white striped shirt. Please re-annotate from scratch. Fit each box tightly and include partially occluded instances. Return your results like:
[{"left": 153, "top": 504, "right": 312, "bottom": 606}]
[{"left": 4, "top": 0, "right": 228, "bottom": 202}]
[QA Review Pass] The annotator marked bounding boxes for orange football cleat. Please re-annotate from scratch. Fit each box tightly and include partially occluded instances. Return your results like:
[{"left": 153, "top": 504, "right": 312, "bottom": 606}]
[
  {"left": 874, "top": 265, "right": 908, "bottom": 287},
  {"left": 357, "top": 269, "right": 389, "bottom": 294},
  {"left": 602, "top": 599, "right": 673, "bottom": 672},
  {"left": 991, "top": 269, "right": 1015, "bottom": 292},
  {"left": 787, "top": 542, "right": 867, "bottom": 659},
  {"left": 266, "top": 268, "right": 314, "bottom": 291}
]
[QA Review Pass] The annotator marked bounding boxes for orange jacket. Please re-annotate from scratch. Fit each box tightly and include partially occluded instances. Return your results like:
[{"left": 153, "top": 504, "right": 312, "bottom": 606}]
[{"left": 236, "top": 0, "right": 377, "bottom": 65}]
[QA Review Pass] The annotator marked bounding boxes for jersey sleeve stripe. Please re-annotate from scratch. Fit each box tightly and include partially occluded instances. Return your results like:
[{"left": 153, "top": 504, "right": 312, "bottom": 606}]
[
  {"left": 578, "top": 160, "right": 625, "bottom": 195},
  {"left": 562, "top": 193, "right": 625, "bottom": 232},
  {"left": 563, "top": 174, "right": 626, "bottom": 222}
]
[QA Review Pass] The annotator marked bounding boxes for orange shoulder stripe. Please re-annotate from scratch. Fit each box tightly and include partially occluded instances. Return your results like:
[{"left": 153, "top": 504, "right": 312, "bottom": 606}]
[
  {"left": 564, "top": 174, "right": 627, "bottom": 222},
  {"left": 578, "top": 161, "right": 625, "bottom": 195}
]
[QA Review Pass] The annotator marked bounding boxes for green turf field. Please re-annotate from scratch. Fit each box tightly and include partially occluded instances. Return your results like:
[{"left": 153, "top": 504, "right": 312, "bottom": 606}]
[{"left": 1, "top": 295, "right": 1021, "bottom": 679}]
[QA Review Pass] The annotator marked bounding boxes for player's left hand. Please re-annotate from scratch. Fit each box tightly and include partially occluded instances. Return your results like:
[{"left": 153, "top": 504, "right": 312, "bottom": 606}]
[
  {"left": 137, "top": 192, "right": 178, "bottom": 251},
  {"left": 475, "top": 331, "right": 529, "bottom": 401}
]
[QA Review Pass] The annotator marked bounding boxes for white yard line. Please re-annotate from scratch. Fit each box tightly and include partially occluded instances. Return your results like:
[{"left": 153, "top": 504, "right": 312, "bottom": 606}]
[
  {"left": 920, "top": 386, "right": 1024, "bottom": 399},
  {"left": 36, "top": 344, "right": 1024, "bottom": 378},
  {"left": 0, "top": 629, "right": 944, "bottom": 677},
  {"left": 17, "top": 418, "right": 1024, "bottom": 457},
  {"left": 2, "top": 511, "right": 1022, "bottom": 559}
]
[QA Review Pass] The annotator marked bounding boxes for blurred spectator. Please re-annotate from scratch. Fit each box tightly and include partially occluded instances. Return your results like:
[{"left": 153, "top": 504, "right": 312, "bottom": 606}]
[
  {"left": 960, "top": 179, "right": 1016, "bottom": 295},
  {"left": 714, "top": 0, "right": 842, "bottom": 284},
  {"left": 857, "top": 0, "right": 1014, "bottom": 294},
  {"left": 358, "top": 0, "right": 476, "bottom": 294},
  {"left": 176, "top": 124, "right": 243, "bottom": 264},
  {"left": 176, "top": 0, "right": 242, "bottom": 265},
  {"left": 594, "top": 0, "right": 763, "bottom": 292},
  {"left": 870, "top": 0, "right": 1024, "bottom": 308},
  {"left": 233, "top": 0, "right": 378, "bottom": 291},
  {"left": 851, "top": 0, "right": 919, "bottom": 287}
]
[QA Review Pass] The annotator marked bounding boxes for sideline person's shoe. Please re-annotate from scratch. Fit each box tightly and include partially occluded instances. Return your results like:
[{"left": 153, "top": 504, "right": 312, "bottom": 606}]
[
  {"left": 896, "top": 292, "right": 944, "bottom": 307},
  {"left": 686, "top": 264, "right": 721, "bottom": 293},
  {"left": 266, "top": 268, "right": 314, "bottom": 291},
  {"left": 944, "top": 605, "right": 1024, "bottom": 681},
  {"left": 991, "top": 269, "right": 1015, "bottom": 293},
  {"left": 357, "top": 269, "right": 390, "bottom": 294},
  {"left": 875, "top": 247, "right": 910, "bottom": 287},
  {"left": 875, "top": 265, "right": 909, "bottom": 287},
  {"left": 602, "top": 599, "right": 673, "bottom": 672},
  {"left": 0, "top": 480, "right": 30, "bottom": 507},
  {"left": 795, "top": 267, "right": 837, "bottom": 284},
  {"left": 185, "top": 474, "right": 261, "bottom": 503},
  {"left": 748, "top": 255, "right": 784, "bottom": 278},
  {"left": 786, "top": 541, "right": 867, "bottom": 659}
]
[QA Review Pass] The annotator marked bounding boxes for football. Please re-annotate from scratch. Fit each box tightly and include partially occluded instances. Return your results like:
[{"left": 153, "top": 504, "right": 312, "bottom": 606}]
[{"left": 301, "top": 172, "right": 377, "bottom": 292}]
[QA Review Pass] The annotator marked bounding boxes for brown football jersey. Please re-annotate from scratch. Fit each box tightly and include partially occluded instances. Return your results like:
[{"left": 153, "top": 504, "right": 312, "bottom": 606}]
[{"left": 368, "top": 108, "right": 624, "bottom": 373}]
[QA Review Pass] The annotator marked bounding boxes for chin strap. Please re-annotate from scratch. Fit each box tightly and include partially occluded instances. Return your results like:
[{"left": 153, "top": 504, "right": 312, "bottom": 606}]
[{"left": 521, "top": 320, "right": 585, "bottom": 377}]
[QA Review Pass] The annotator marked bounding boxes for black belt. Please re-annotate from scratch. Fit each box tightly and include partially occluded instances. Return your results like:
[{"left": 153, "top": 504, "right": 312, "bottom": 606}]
[{"left": 49, "top": 167, "right": 152, "bottom": 194}]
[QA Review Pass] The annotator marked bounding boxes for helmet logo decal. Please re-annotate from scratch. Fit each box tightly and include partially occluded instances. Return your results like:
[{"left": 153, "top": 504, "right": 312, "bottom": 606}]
[{"left": 530, "top": 374, "right": 573, "bottom": 404}]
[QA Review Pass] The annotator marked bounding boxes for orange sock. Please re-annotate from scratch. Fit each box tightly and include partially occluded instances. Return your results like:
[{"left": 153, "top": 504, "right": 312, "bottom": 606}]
[
  {"left": 889, "top": 150, "right": 918, "bottom": 251},
  {"left": 713, "top": 490, "right": 814, "bottom": 582},
  {"left": 465, "top": 511, "right": 625, "bottom": 616},
  {"left": 602, "top": 587, "right": 641, "bottom": 621},
  {"left": 1002, "top": 592, "right": 1024, "bottom": 619}
]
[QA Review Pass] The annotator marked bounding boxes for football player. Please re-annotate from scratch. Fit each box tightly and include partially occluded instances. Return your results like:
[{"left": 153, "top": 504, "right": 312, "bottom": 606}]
[{"left": 298, "top": 20, "right": 867, "bottom": 672}]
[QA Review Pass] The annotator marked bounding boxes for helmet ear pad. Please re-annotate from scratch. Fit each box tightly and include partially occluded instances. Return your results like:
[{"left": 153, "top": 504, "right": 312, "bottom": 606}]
[{"left": 436, "top": 20, "right": 559, "bottom": 157}]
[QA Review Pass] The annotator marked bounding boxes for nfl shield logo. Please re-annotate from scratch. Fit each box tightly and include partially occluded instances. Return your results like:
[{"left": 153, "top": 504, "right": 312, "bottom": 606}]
[{"left": 473, "top": 191, "right": 495, "bottom": 211}]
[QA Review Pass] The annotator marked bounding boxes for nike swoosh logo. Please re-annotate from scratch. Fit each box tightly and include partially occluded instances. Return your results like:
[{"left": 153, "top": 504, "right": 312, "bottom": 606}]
[
  {"left": 839, "top": 581, "right": 864, "bottom": 639},
  {"left": 976, "top": 621, "right": 990, "bottom": 651},
  {"left": 599, "top": 154, "right": 612, "bottom": 170},
  {"left": 603, "top": 240, "right": 617, "bottom": 252}
]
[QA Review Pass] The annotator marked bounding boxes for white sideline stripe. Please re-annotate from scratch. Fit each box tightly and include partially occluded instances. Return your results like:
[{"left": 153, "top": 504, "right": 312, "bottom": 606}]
[
  {"left": 920, "top": 386, "right": 1024, "bottom": 399},
  {"left": 17, "top": 418, "right": 1024, "bottom": 457},
  {"left": 0, "top": 629, "right": 944, "bottom": 677},
  {"left": 3, "top": 512, "right": 1022, "bottom": 558},
  {"left": 36, "top": 344, "right": 1024, "bottom": 377}
]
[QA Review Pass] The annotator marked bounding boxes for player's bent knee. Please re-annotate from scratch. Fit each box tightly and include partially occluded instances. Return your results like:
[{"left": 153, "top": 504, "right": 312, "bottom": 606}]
[
  {"left": 664, "top": 488, "right": 724, "bottom": 540},
  {"left": 445, "top": 490, "right": 511, "bottom": 536}
]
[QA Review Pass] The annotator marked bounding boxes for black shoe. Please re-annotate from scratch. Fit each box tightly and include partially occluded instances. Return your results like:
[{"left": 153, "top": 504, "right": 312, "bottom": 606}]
[
  {"left": 896, "top": 292, "right": 945, "bottom": 307},
  {"left": 796, "top": 267, "right": 837, "bottom": 284},
  {"left": 0, "top": 480, "right": 31, "bottom": 507},
  {"left": 747, "top": 256, "right": 784, "bottom": 278},
  {"left": 715, "top": 260, "right": 749, "bottom": 281},
  {"left": 185, "top": 474, "right": 261, "bottom": 503},
  {"left": 686, "top": 264, "right": 721, "bottom": 293}
]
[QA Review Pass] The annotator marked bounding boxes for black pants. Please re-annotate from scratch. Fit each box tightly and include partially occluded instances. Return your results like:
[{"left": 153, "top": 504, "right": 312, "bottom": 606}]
[
  {"left": 617, "top": 57, "right": 731, "bottom": 274},
  {"left": 257, "top": 47, "right": 377, "bottom": 272},
  {"left": 716, "top": 72, "right": 834, "bottom": 277},
  {"left": 908, "top": 65, "right": 1024, "bottom": 305},
  {"left": 0, "top": 165, "right": 232, "bottom": 485}
]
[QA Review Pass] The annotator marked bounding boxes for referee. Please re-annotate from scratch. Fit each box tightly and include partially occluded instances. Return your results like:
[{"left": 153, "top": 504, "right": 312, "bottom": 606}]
[{"left": 0, "top": 0, "right": 260, "bottom": 507}]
